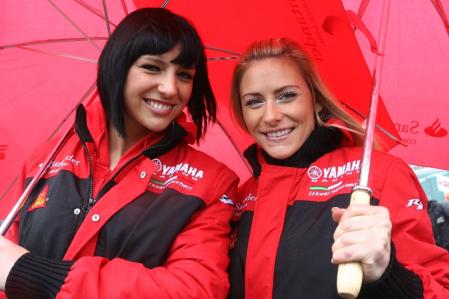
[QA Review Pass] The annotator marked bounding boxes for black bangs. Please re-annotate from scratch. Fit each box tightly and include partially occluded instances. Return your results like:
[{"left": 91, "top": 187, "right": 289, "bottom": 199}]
[
  {"left": 171, "top": 25, "right": 202, "bottom": 68},
  {"left": 125, "top": 10, "right": 202, "bottom": 69}
]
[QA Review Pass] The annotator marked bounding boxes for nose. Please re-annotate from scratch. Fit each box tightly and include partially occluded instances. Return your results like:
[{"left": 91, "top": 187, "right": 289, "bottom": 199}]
[
  {"left": 262, "top": 101, "right": 282, "bottom": 124},
  {"left": 158, "top": 72, "right": 177, "bottom": 98}
]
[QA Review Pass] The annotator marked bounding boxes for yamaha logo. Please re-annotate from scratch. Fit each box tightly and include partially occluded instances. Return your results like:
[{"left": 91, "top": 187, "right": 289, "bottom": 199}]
[
  {"left": 152, "top": 158, "right": 162, "bottom": 172},
  {"left": 308, "top": 166, "right": 322, "bottom": 180}
]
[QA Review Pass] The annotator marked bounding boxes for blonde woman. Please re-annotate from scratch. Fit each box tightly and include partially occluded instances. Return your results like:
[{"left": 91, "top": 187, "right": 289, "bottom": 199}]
[{"left": 228, "top": 38, "right": 449, "bottom": 298}]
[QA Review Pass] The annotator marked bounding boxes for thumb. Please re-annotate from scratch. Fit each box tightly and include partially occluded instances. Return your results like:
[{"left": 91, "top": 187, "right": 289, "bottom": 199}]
[{"left": 331, "top": 207, "right": 345, "bottom": 223}]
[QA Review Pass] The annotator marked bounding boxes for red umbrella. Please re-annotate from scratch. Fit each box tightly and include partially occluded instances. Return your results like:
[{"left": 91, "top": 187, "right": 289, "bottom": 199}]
[
  {"left": 0, "top": 0, "right": 401, "bottom": 218},
  {"left": 341, "top": 0, "right": 449, "bottom": 170}
]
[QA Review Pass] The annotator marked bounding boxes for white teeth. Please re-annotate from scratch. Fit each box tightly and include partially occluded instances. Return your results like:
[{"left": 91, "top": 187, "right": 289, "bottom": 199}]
[
  {"left": 146, "top": 99, "right": 172, "bottom": 111},
  {"left": 266, "top": 128, "right": 292, "bottom": 139}
]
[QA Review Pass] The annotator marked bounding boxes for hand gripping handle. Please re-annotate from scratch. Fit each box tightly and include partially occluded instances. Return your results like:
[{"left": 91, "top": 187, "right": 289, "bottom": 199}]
[{"left": 336, "top": 188, "right": 371, "bottom": 299}]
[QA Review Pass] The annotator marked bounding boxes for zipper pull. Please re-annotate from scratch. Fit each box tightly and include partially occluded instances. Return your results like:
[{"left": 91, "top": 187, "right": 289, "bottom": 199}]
[{"left": 83, "top": 197, "right": 96, "bottom": 213}]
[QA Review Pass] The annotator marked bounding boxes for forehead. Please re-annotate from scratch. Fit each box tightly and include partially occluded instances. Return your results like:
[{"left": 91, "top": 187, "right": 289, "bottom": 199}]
[{"left": 240, "top": 57, "right": 307, "bottom": 92}]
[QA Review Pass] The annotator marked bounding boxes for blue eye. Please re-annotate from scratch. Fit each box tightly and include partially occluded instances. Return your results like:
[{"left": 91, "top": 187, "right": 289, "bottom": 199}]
[
  {"left": 244, "top": 98, "right": 264, "bottom": 108},
  {"left": 278, "top": 92, "right": 297, "bottom": 102}
]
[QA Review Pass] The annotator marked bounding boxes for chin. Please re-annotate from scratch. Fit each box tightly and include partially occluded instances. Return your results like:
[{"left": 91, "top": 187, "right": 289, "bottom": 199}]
[{"left": 264, "top": 148, "right": 295, "bottom": 160}]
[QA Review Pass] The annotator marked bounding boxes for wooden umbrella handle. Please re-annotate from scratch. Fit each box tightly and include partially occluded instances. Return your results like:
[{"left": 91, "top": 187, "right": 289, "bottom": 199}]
[{"left": 336, "top": 188, "right": 371, "bottom": 299}]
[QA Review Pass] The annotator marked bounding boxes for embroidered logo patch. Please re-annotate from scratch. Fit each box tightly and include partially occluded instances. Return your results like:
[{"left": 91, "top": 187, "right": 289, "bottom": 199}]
[
  {"left": 306, "top": 160, "right": 361, "bottom": 197},
  {"left": 148, "top": 158, "right": 205, "bottom": 192},
  {"left": 406, "top": 198, "right": 424, "bottom": 210},
  {"left": 219, "top": 194, "right": 234, "bottom": 205},
  {"left": 28, "top": 185, "right": 49, "bottom": 211}
]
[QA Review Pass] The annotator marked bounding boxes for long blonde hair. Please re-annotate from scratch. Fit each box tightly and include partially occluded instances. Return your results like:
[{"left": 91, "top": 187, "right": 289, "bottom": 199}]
[{"left": 231, "top": 38, "right": 365, "bottom": 146}]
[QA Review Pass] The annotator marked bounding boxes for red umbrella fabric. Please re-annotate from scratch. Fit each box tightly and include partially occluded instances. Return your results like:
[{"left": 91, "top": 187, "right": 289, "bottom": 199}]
[
  {"left": 0, "top": 0, "right": 401, "bottom": 217},
  {"left": 342, "top": 0, "right": 449, "bottom": 170}
]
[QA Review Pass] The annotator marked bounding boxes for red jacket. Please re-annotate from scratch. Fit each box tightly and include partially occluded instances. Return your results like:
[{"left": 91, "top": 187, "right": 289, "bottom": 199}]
[
  {"left": 3, "top": 98, "right": 239, "bottom": 299},
  {"left": 229, "top": 126, "right": 449, "bottom": 298}
]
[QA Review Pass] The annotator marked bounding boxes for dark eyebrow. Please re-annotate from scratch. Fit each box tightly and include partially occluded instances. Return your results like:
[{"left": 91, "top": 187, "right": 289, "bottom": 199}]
[{"left": 136, "top": 55, "right": 164, "bottom": 64}]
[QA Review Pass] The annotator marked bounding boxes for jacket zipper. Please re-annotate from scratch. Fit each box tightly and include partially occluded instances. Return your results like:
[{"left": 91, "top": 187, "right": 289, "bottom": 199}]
[{"left": 81, "top": 142, "right": 95, "bottom": 218}]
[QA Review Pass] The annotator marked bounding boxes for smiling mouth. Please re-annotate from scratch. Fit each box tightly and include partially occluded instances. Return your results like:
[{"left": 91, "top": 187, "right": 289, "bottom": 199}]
[
  {"left": 144, "top": 98, "right": 175, "bottom": 113},
  {"left": 264, "top": 128, "right": 293, "bottom": 140}
]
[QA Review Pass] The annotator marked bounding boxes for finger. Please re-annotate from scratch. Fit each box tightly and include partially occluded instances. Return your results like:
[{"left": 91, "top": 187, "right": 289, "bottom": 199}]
[
  {"left": 333, "top": 215, "right": 375, "bottom": 239},
  {"left": 332, "top": 239, "right": 389, "bottom": 264},
  {"left": 333, "top": 217, "right": 392, "bottom": 244},
  {"left": 344, "top": 204, "right": 388, "bottom": 217},
  {"left": 332, "top": 229, "right": 374, "bottom": 252}
]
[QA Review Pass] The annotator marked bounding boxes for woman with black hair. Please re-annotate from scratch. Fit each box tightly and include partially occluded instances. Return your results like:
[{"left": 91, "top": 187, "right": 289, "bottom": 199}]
[{"left": 0, "top": 8, "right": 238, "bottom": 299}]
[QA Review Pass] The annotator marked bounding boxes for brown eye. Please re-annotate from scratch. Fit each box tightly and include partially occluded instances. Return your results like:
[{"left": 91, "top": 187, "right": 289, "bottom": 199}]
[
  {"left": 178, "top": 71, "right": 194, "bottom": 81},
  {"left": 141, "top": 64, "right": 160, "bottom": 72}
]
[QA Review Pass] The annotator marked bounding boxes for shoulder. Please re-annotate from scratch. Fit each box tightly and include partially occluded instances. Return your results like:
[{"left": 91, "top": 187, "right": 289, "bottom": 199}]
[
  {"left": 22, "top": 130, "right": 79, "bottom": 174},
  {"left": 181, "top": 143, "right": 239, "bottom": 180}
]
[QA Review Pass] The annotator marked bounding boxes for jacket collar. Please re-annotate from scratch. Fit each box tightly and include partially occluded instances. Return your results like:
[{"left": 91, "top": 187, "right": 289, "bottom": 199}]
[{"left": 244, "top": 125, "right": 344, "bottom": 178}]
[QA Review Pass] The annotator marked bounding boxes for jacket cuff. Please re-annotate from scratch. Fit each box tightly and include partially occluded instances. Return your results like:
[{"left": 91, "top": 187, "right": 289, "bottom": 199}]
[
  {"left": 359, "top": 244, "right": 423, "bottom": 298},
  {"left": 5, "top": 252, "right": 73, "bottom": 299}
]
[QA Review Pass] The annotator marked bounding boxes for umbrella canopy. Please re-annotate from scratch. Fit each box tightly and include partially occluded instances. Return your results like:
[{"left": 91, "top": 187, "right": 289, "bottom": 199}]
[
  {"left": 341, "top": 0, "right": 449, "bottom": 170},
  {"left": 0, "top": 0, "right": 401, "bottom": 216}
]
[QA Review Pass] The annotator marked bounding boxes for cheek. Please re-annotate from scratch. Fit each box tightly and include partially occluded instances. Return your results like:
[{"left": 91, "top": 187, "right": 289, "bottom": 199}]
[
  {"left": 242, "top": 110, "right": 260, "bottom": 134},
  {"left": 242, "top": 109, "right": 253, "bottom": 126},
  {"left": 180, "top": 84, "right": 193, "bottom": 105}
]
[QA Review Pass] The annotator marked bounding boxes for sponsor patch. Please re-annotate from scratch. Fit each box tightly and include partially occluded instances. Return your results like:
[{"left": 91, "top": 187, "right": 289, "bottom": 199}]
[
  {"left": 148, "top": 159, "right": 206, "bottom": 192},
  {"left": 219, "top": 194, "right": 234, "bottom": 205},
  {"left": 307, "top": 160, "right": 360, "bottom": 197},
  {"left": 234, "top": 192, "right": 256, "bottom": 213},
  {"left": 28, "top": 185, "right": 49, "bottom": 211},
  {"left": 406, "top": 198, "right": 424, "bottom": 210},
  {"left": 39, "top": 154, "right": 81, "bottom": 175}
]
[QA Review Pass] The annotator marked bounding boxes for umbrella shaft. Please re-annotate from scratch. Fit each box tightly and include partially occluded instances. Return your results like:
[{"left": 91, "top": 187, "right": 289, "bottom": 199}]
[{"left": 358, "top": 0, "right": 391, "bottom": 187}]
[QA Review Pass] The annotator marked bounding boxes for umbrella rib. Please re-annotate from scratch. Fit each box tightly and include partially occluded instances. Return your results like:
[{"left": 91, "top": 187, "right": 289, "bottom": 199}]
[
  {"left": 357, "top": 0, "right": 371, "bottom": 19},
  {"left": 161, "top": 0, "right": 170, "bottom": 8},
  {"left": 47, "top": 0, "right": 101, "bottom": 50},
  {"left": 205, "top": 46, "right": 241, "bottom": 56},
  {"left": 342, "top": 104, "right": 404, "bottom": 146},
  {"left": 431, "top": 0, "right": 449, "bottom": 36},
  {"left": 73, "top": 0, "right": 118, "bottom": 27},
  {"left": 101, "top": 0, "right": 112, "bottom": 36},
  {"left": 0, "top": 37, "right": 108, "bottom": 50},
  {"left": 120, "top": 0, "right": 129, "bottom": 15},
  {"left": 14, "top": 46, "right": 97, "bottom": 63},
  {"left": 0, "top": 177, "right": 17, "bottom": 204},
  {"left": 47, "top": 82, "right": 97, "bottom": 141}
]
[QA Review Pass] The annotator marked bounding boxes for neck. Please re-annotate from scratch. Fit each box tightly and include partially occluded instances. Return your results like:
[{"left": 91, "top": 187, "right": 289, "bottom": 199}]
[{"left": 108, "top": 125, "right": 141, "bottom": 170}]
